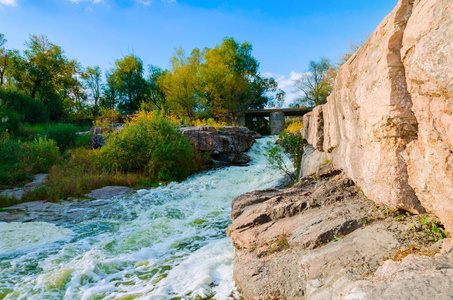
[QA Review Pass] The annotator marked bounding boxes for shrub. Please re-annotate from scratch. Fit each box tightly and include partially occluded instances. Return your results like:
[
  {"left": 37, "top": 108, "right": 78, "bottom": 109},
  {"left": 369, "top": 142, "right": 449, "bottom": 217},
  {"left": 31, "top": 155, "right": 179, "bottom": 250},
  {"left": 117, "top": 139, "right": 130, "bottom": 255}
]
[
  {"left": 285, "top": 121, "right": 304, "bottom": 133},
  {"left": 75, "top": 133, "right": 93, "bottom": 149},
  {"left": 0, "top": 99, "right": 22, "bottom": 135},
  {"left": 21, "top": 137, "right": 61, "bottom": 173},
  {"left": 100, "top": 111, "right": 201, "bottom": 182},
  {"left": 94, "top": 108, "right": 123, "bottom": 128},
  {"left": 0, "top": 136, "right": 28, "bottom": 186},
  {"left": 20, "top": 148, "right": 154, "bottom": 202},
  {"left": 44, "top": 123, "right": 79, "bottom": 153},
  {"left": 0, "top": 89, "right": 48, "bottom": 124},
  {"left": 275, "top": 131, "right": 307, "bottom": 180}
]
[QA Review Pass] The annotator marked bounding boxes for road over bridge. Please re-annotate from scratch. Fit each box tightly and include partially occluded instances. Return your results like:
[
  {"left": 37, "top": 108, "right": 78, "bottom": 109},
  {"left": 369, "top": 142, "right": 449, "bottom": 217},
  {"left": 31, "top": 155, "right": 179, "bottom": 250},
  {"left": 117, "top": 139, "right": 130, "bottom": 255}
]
[{"left": 242, "top": 107, "right": 312, "bottom": 135}]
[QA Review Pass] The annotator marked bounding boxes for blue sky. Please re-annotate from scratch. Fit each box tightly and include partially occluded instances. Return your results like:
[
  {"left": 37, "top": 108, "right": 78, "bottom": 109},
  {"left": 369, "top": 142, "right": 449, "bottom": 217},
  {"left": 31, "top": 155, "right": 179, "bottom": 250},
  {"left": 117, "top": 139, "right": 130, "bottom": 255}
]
[{"left": 0, "top": 0, "right": 398, "bottom": 105}]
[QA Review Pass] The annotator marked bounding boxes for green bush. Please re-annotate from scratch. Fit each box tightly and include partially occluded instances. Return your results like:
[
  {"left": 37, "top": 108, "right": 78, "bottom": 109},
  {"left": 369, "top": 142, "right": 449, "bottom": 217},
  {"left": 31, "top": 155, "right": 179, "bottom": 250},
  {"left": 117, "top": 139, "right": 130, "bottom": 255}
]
[
  {"left": 0, "top": 135, "right": 61, "bottom": 186},
  {"left": 22, "top": 137, "right": 61, "bottom": 173},
  {"left": 100, "top": 111, "right": 200, "bottom": 182},
  {"left": 0, "top": 108, "right": 21, "bottom": 135},
  {"left": 277, "top": 131, "right": 307, "bottom": 180},
  {"left": 75, "top": 133, "right": 93, "bottom": 149},
  {"left": 44, "top": 123, "right": 79, "bottom": 153},
  {"left": 0, "top": 90, "right": 48, "bottom": 124}
]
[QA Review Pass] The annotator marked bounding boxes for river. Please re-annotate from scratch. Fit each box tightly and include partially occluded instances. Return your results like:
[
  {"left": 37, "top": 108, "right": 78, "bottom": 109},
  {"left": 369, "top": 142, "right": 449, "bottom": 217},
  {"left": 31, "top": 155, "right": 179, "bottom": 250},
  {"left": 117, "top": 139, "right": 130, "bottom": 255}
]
[{"left": 0, "top": 136, "right": 290, "bottom": 300}]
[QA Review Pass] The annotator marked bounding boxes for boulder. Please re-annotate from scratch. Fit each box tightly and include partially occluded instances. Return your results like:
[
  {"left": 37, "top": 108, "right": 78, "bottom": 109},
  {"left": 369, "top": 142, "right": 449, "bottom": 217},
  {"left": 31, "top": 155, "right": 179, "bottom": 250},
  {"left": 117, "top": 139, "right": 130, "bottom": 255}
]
[{"left": 180, "top": 126, "right": 255, "bottom": 164}]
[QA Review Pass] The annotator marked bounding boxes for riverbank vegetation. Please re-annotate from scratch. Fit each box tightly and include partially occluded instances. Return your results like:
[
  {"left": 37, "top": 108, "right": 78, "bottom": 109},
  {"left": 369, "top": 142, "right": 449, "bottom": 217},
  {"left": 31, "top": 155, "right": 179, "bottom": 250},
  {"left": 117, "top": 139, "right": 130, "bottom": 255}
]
[{"left": 1, "top": 32, "right": 284, "bottom": 205}]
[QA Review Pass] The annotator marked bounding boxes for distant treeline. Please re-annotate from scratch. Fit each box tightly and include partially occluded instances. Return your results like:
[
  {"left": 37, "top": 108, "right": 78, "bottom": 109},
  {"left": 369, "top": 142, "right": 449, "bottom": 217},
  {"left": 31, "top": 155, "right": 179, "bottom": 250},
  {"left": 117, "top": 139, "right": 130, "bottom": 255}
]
[{"left": 0, "top": 34, "right": 285, "bottom": 125}]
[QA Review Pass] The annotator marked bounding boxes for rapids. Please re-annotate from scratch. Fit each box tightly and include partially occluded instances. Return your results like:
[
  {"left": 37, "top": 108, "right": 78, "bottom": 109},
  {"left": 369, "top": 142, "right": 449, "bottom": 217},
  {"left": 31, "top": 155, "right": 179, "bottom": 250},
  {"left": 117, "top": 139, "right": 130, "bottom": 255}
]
[{"left": 0, "top": 136, "right": 291, "bottom": 300}]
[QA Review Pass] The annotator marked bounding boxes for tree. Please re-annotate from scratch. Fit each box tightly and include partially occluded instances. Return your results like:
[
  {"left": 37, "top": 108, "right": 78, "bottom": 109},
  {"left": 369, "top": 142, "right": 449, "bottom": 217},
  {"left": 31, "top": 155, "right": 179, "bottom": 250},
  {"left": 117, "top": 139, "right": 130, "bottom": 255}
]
[
  {"left": 0, "top": 33, "right": 12, "bottom": 86},
  {"left": 145, "top": 65, "right": 168, "bottom": 111},
  {"left": 201, "top": 37, "right": 284, "bottom": 122},
  {"left": 160, "top": 47, "right": 202, "bottom": 120},
  {"left": 112, "top": 54, "right": 148, "bottom": 112},
  {"left": 293, "top": 57, "right": 332, "bottom": 107},
  {"left": 100, "top": 69, "right": 119, "bottom": 110},
  {"left": 81, "top": 66, "right": 102, "bottom": 107},
  {"left": 9, "top": 35, "right": 80, "bottom": 120}
]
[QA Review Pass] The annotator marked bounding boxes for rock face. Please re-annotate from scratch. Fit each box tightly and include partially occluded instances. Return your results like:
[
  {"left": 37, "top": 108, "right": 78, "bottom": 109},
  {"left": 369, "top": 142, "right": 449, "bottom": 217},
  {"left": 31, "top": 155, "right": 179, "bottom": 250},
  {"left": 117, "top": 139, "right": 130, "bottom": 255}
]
[
  {"left": 177, "top": 126, "right": 255, "bottom": 164},
  {"left": 301, "top": 0, "right": 453, "bottom": 230},
  {"left": 227, "top": 175, "right": 452, "bottom": 299}
]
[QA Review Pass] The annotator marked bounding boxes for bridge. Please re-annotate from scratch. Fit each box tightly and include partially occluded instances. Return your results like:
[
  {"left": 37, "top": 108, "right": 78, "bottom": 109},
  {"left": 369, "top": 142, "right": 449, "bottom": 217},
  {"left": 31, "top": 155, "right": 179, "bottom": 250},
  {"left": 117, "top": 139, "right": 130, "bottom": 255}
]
[{"left": 240, "top": 107, "right": 312, "bottom": 135}]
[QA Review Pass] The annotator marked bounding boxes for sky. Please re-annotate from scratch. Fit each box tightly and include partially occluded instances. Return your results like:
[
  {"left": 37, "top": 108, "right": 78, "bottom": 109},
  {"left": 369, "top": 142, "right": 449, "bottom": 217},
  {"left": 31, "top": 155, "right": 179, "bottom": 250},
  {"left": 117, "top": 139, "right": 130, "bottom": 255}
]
[{"left": 0, "top": 0, "right": 398, "bottom": 106}]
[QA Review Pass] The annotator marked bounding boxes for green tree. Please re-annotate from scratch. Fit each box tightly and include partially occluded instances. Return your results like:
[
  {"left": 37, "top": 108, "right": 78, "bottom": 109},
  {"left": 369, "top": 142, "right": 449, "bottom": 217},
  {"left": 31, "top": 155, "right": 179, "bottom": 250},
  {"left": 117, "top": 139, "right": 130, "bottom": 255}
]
[
  {"left": 82, "top": 66, "right": 102, "bottom": 107},
  {"left": 293, "top": 57, "right": 333, "bottom": 107},
  {"left": 9, "top": 35, "right": 80, "bottom": 120},
  {"left": 145, "top": 65, "right": 168, "bottom": 111},
  {"left": 161, "top": 47, "right": 202, "bottom": 120},
  {"left": 0, "top": 33, "right": 13, "bottom": 86},
  {"left": 100, "top": 69, "right": 119, "bottom": 110},
  {"left": 201, "top": 37, "right": 284, "bottom": 122},
  {"left": 112, "top": 54, "right": 148, "bottom": 112}
]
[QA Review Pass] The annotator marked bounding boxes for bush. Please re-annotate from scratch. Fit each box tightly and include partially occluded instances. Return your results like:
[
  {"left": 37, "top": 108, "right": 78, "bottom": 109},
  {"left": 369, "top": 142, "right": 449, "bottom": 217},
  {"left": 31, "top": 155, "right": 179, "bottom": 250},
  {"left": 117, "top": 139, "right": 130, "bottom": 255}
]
[
  {"left": 94, "top": 108, "right": 123, "bottom": 128},
  {"left": 0, "top": 108, "right": 21, "bottom": 135},
  {"left": 0, "top": 134, "right": 61, "bottom": 186},
  {"left": 100, "top": 111, "right": 201, "bottom": 182},
  {"left": 20, "top": 148, "right": 154, "bottom": 202},
  {"left": 21, "top": 137, "right": 61, "bottom": 173},
  {"left": 0, "top": 90, "right": 48, "bottom": 124},
  {"left": 75, "top": 133, "right": 93, "bottom": 149},
  {"left": 44, "top": 123, "right": 79, "bottom": 153},
  {"left": 277, "top": 131, "right": 307, "bottom": 180}
]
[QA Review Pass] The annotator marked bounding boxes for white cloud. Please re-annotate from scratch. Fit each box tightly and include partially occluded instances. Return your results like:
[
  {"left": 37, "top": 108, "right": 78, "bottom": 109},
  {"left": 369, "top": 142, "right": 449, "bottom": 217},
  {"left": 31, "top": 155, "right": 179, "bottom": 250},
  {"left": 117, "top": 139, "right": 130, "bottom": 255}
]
[
  {"left": 0, "top": 0, "right": 17, "bottom": 6},
  {"left": 264, "top": 71, "right": 307, "bottom": 108},
  {"left": 69, "top": 0, "right": 103, "bottom": 3}
]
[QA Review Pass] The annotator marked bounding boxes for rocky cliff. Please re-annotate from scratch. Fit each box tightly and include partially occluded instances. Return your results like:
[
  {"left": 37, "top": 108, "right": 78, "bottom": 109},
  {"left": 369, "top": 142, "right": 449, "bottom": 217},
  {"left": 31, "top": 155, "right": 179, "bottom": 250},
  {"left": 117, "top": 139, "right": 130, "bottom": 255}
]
[{"left": 302, "top": 0, "right": 453, "bottom": 231}]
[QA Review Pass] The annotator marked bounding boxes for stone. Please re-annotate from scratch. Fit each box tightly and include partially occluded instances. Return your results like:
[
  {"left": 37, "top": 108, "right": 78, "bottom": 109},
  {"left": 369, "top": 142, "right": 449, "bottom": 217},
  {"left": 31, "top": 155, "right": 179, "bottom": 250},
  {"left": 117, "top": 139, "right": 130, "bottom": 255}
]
[
  {"left": 401, "top": 0, "right": 453, "bottom": 233},
  {"left": 228, "top": 175, "right": 448, "bottom": 300},
  {"left": 299, "top": 144, "right": 333, "bottom": 178},
  {"left": 85, "top": 186, "right": 132, "bottom": 200},
  {"left": 180, "top": 126, "right": 255, "bottom": 165},
  {"left": 302, "top": 105, "right": 324, "bottom": 151},
  {"left": 1, "top": 174, "right": 48, "bottom": 200}
]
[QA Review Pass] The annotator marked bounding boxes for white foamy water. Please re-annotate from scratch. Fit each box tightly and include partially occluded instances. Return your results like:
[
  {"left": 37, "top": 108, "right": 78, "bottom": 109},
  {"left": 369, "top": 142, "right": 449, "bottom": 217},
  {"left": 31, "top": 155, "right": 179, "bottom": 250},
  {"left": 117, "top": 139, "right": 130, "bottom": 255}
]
[{"left": 0, "top": 137, "right": 291, "bottom": 299}]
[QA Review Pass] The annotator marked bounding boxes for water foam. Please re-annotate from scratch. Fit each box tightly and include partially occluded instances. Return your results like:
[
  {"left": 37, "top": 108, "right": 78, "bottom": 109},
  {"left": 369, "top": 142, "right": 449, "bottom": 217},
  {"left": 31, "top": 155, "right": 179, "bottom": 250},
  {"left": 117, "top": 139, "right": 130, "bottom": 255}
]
[{"left": 0, "top": 137, "right": 291, "bottom": 299}]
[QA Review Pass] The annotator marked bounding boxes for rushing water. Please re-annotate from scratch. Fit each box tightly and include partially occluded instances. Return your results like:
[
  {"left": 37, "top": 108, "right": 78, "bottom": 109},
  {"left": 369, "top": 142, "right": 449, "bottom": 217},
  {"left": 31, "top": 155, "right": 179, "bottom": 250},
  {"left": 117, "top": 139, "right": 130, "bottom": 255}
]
[{"left": 0, "top": 137, "right": 290, "bottom": 300}]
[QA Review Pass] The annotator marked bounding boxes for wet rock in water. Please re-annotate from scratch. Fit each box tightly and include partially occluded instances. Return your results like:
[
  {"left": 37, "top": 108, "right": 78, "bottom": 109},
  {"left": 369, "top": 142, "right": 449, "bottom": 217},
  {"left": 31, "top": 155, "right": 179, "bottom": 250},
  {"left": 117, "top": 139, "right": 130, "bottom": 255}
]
[
  {"left": 85, "top": 186, "right": 132, "bottom": 200},
  {"left": 227, "top": 175, "right": 449, "bottom": 299}
]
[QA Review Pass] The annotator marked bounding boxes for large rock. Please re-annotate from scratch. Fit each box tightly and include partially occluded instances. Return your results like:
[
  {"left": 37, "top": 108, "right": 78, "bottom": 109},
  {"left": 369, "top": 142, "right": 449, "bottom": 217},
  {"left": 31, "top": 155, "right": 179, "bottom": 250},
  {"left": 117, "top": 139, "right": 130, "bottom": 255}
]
[
  {"left": 401, "top": 0, "right": 453, "bottom": 237},
  {"left": 302, "top": 0, "right": 453, "bottom": 230},
  {"left": 179, "top": 126, "right": 255, "bottom": 164},
  {"left": 227, "top": 175, "right": 448, "bottom": 299}
]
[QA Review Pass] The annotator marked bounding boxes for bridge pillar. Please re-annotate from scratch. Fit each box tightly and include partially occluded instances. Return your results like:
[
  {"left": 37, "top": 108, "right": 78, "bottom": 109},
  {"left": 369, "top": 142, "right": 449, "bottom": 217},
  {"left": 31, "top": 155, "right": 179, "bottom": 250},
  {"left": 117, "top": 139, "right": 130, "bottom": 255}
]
[{"left": 270, "top": 112, "right": 285, "bottom": 135}]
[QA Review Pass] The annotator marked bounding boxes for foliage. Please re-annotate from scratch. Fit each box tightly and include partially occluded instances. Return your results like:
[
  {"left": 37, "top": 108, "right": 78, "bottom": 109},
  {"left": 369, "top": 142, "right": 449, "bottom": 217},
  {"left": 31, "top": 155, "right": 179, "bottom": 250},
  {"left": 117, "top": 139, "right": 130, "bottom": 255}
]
[
  {"left": 21, "top": 137, "right": 61, "bottom": 173},
  {"left": 0, "top": 133, "right": 61, "bottom": 186},
  {"left": 265, "top": 143, "right": 295, "bottom": 180},
  {"left": 0, "top": 89, "right": 48, "bottom": 124},
  {"left": 20, "top": 148, "right": 153, "bottom": 202},
  {"left": 9, "top": 35, "right": 82, "bottom": 121},
  {"left": 112, "top": 54, "right": 149, "bottom": 112},
  {"left": 0, "top": 101, "right": 21, "bottom": 135},
  {"left": 93, "top": 108, "right": 123, "bottom": 128},
  {"left": 44, "top": 123, "right": 79, "bottom": 153},
  {"left": 81, "top": 66, "right": 102, "bottom": 107},
  {"left": 75, "top": 133, "right": 93, "bottom": 149},
  {"left": 246, "top": 117, "right": 269, "bottom": 136},
  {"left": 99, "top": 111, "right": 205, "bottom": 182},
  {"left": 0, "top": 33, "right": 13, "bottom": 86},
  {"left": 277, "top": 131, "right": 307, "bottom": 179},
  {"left": 293, "top": 57, "right": 333, "bottom": 107},
  {"left": 100, "top": 69, "right": 119, "bottom": 109},
  {"left": 285, "top": 121, "right": 304, "bottom": 134},
  {"left": 419, "top": 216, "right": 450, "bottom": 241}
]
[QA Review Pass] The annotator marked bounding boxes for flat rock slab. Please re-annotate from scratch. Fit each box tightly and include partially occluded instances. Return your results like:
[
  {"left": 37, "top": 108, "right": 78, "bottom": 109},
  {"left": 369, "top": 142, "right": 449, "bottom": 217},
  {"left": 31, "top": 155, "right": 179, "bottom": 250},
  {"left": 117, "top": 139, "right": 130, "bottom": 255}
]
[
  {"left": 85, "top": 186, "right": 132, "bottom": 200},
  {"left": 1, "top": 174, "right": 48, "bottom": 200}
]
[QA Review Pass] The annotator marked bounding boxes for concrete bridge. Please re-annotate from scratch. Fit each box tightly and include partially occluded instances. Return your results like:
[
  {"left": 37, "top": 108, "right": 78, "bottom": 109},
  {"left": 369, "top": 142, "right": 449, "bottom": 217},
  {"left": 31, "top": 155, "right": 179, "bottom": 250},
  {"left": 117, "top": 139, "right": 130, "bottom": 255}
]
[{"left": 240, "top": 108, "right": 312, "bottom": 135}]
